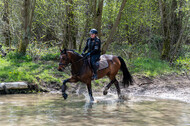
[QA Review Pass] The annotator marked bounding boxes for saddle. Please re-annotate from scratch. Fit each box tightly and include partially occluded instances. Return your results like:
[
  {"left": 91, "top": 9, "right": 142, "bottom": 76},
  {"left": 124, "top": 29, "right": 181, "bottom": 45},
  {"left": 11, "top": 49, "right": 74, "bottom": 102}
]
[{"left": 87, "top": 55, "right": 109, "bottom": 70}]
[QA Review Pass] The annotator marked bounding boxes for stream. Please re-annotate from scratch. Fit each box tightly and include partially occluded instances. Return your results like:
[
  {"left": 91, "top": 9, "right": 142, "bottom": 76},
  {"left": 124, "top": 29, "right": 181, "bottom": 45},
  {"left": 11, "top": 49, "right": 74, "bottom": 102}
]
[{"left": 0, "top": 93, "right": 190, "bottom": 126}]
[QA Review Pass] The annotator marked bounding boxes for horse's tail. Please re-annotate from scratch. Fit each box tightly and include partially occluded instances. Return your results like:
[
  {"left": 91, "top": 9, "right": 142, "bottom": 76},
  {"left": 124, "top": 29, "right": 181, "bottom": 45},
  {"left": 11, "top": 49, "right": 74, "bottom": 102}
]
[{"left": 118, "top": 56, "right": 133, "bottom": 87}]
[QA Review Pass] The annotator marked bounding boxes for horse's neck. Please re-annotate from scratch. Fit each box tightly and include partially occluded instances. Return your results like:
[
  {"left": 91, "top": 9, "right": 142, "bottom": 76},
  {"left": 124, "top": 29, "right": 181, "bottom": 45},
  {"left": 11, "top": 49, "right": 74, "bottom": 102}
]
[
  {"left": 70, "top": 53, "right": 83, "bottom": 63},
  {"left": 70, "top": 53, "right": 84, "bottom": 75}
]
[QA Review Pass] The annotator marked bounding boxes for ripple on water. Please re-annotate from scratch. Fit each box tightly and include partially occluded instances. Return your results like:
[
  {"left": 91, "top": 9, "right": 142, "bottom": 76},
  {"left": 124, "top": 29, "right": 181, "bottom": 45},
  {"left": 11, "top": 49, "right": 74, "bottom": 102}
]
[{"left": 0, "top": 93, "right": 190, "bottom": 126}]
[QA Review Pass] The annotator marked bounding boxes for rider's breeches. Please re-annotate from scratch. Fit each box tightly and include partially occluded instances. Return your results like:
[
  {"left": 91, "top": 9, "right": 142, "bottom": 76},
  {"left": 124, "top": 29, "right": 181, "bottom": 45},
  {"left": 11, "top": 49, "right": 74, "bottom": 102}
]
[{"left": 90, "top": 55, "right": 100, "bottom": 74}]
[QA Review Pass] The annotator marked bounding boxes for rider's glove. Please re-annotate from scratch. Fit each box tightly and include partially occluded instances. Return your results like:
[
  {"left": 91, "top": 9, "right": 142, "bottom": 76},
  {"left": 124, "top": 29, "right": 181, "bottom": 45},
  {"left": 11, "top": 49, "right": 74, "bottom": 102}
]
[{"left": 86, "top": 52, "right": 90, "bottom": 57}]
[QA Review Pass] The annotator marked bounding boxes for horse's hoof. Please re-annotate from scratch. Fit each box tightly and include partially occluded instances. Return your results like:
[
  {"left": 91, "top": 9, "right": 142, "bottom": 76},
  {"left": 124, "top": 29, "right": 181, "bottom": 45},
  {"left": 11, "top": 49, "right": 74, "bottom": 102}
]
[
  {"left": 103, "top": 90, "right": 108, "bottom": 95},
  {"left": 62, "top": 93, "right": 68, "bottom": 100},
  {"left": 103, "top": 87, "right": 108, "bottom": 95},
  {"left": 90, "top": 97, "right": 94, "bottom": 102}
]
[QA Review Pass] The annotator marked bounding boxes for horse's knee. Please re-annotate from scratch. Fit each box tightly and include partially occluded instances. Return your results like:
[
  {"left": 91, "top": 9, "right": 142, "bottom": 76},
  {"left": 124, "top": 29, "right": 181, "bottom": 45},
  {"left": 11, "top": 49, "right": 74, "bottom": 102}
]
[
  {"left": 61, "top": 84, "right": 67, "bottom": 89},
  {"left": 63, "top": 79, "right": 68, "bottom": 84}
]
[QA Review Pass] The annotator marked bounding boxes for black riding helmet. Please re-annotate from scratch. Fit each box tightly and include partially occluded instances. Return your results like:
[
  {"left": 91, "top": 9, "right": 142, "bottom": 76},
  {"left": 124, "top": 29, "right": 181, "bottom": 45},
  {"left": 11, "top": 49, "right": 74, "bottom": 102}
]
[{"left": 89, "top": 29, "right": 98, "bottom": 34}]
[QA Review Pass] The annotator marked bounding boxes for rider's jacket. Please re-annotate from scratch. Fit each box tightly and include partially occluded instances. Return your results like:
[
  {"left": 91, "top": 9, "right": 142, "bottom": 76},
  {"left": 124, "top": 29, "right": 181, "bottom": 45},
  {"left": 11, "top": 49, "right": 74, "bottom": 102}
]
[{"left": 83, "top": 37, "right": 101, "bottom": 55}]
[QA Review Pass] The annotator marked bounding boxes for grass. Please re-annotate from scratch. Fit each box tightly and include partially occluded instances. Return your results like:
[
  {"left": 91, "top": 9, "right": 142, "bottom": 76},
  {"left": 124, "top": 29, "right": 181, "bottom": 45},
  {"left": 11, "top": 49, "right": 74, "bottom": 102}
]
[
  {"left": 0, "top": 52, "right": 67, "bottom": 86},
  {"left": 129, "top": 57, "right": 176, "bottom": 77}
]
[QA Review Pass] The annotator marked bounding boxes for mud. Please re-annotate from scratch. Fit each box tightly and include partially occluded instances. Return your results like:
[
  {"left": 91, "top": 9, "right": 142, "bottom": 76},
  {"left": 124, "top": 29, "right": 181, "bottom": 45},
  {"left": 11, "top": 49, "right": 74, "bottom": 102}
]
[
  {"left": 123, "top": 74, "right": 190, "bottom": 103},
  {"left": 3, "top": 73, "right": 189, "bottom": 103},
  {"left": 48, "top": 73, "right": 190, "bottom": 103}
]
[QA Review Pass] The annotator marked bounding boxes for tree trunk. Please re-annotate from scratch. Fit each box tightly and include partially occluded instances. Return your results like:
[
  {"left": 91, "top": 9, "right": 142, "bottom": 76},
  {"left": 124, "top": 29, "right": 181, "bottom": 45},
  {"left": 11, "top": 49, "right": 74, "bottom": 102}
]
[
  {"left": 62, "top": 0, "right": 69, "bottom": 49},
  {"left": 171, "top": 15, "right": 189, "bottom": 61},
  {"left": 92, "top": 0, "right": 97, "bottom": 28},
  {"left": 62, "top": 0, "right": 76, "bottom": 49},
  {"left": 19, "top": 0, "right": 36, "bottom": 54},
  {"left": 160, "top": 0, "right": 184, "bottom": 60},
  {"left": 160, "top": 0, "right": 170, "bottom": 60},
  {"left": 170, "top": 0, "right": 181, "bottom": 45},
  {"left": 101, "top": 0, "right": 127, "bottom": 54},
  {"left": 96, "top": 0, "right": 104, "bottom": 38},
  {"left": 78, "top": 0, "right": 90, "bottom": 52},
  {"left": 92, "top": 0, "right": 103, "bottom": 38},
  {"left": 3, "top": 0, "right": 11, "bottom": 47},
  {"left": 78, "top": 20, "right": 88, "bottom": 52}
]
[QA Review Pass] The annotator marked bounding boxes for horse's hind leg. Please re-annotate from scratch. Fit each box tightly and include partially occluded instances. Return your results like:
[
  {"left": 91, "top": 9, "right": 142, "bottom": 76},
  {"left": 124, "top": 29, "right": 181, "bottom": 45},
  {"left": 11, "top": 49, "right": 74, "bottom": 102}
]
[
  {"left": 113, "top": 79, "right": 121, "bottom": 97},
  {"left": 103, "top": 79, "right": 116, "bottom": 95}
]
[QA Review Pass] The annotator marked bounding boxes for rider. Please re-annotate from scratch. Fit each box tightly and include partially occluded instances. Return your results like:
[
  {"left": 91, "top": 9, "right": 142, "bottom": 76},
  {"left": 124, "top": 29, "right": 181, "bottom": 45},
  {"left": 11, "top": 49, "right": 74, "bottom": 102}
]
[{"left": 82, "top": 29, "right": 101, "bottom": 80}]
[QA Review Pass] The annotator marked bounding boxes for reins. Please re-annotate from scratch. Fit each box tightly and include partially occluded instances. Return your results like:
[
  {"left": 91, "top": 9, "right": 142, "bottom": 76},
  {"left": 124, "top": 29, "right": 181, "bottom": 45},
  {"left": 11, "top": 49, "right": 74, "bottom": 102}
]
[{"left": 59, "top": 55, "right": 88, "bottom": 69}]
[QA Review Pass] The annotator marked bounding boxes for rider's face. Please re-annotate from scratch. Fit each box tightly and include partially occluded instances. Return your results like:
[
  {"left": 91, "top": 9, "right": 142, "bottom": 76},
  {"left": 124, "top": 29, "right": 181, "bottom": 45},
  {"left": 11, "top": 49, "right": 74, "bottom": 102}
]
[{"left": 90, "top": 34, "right": 96, "bottom": 39}]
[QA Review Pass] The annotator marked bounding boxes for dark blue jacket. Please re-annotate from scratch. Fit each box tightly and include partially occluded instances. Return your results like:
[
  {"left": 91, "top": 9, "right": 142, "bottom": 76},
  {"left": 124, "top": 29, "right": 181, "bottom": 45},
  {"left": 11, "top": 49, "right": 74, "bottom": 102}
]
[{"left": 83, "top": 37, "right": 101, "bottom": 55}]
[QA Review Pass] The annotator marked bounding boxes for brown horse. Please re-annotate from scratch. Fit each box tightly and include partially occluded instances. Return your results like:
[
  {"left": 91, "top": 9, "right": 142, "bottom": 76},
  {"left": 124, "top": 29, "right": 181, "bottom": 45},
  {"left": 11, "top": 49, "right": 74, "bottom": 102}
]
[{"left": 58, "top": 49, "right": 133, "bottom": 101}]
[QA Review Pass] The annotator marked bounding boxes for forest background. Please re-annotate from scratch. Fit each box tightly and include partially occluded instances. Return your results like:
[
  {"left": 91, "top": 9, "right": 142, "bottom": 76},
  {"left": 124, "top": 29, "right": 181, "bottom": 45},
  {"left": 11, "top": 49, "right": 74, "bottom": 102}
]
[{"left": 0, "top": 0, "right": 189, "bottom": 90}]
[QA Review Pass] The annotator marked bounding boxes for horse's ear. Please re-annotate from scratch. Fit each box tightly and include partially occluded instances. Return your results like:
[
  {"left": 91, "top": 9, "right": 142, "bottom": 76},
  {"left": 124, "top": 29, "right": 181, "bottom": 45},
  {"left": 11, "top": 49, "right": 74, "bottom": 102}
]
[{"left": 64, "top": 48, "right": 67, "bottom": 54}]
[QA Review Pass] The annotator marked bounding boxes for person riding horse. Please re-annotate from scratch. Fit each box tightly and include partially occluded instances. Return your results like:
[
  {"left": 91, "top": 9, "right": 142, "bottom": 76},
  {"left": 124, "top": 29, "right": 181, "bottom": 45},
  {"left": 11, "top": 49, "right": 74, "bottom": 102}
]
[
  {"left": 58, "top": 30, "right": 133, "bottom": 101},
  {"left": 81, "top": 29, "right": 101, "bottom": 80}
]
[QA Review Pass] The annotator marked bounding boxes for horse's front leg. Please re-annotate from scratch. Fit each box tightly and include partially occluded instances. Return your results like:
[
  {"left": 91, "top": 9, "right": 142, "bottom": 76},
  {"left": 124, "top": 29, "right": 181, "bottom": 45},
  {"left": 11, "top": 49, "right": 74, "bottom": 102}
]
[
  {"left": 62, "top": 77, "right": 78, "bottom": 100},
  {"left": 86, "top": 82, "right": 94, "bottom": 102}
]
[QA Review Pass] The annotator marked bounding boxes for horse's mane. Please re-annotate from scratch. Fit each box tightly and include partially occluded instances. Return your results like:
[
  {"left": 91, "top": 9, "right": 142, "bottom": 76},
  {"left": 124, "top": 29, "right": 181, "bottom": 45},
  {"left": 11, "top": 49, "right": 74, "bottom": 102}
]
[{"left": 67, "top": 49, "right": 83, "bottom": 58}]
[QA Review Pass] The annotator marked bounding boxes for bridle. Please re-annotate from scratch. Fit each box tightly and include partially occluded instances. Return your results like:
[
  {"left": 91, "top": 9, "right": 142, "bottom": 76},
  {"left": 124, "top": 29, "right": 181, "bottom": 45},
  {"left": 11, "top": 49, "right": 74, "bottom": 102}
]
[{"left": 59, "top": 52, "right": 87, "bottom": 69}]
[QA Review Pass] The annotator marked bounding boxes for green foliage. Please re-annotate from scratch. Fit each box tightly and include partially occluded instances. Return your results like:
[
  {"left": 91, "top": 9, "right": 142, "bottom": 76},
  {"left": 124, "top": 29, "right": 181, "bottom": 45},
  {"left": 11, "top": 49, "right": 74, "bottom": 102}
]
[
  {"left": 130, "top": 57, "right": 175, "bottom": 76},
  {"left": 41, "top": 53, "right": 60, "bottom": 61},
  {"left": 110, "top": 42, "right": 181, "bottom": 77},
  {"left": 0, "top": 58, "right": 35, "bottom": 82},
  {"left": 0, "top": 50, "right": 65, "bottom": 86},
  {"left": 0, "top": 0, "right": 189, "bottom": 90},
  {"left": 7, "top": 51, "right": 32, "bottom": 62},
  {"left": 174, "top": 57, "right": 190, "bottom": 71}
]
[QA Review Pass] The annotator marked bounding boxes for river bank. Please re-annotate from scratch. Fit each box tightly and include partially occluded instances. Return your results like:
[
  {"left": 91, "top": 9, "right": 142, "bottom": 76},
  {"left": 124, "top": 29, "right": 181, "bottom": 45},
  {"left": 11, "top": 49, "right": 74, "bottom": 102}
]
[
  {"left": 123, "top": 74, "right": 190, "bottom": 103},
  {"left": 46, "top": 73, "right": 190, "bottom": 103},
  {"left": 0, "top": 49, "right": 189, "bottom": 102}
]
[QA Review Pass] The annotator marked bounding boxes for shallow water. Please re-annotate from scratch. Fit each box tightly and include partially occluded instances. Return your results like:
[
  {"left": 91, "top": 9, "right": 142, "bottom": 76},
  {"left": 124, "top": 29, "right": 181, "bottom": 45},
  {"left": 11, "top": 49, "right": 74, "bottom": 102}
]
[{"left": 0, "top": 93, "right": 190, "bottom": 126}]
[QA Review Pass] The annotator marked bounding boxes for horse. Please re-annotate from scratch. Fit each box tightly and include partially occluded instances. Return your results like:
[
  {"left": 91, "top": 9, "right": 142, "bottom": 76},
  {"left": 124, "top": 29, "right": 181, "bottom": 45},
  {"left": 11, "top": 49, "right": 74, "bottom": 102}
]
[{"left": 58, "top": 49, "right": 133, "bottom": 101}]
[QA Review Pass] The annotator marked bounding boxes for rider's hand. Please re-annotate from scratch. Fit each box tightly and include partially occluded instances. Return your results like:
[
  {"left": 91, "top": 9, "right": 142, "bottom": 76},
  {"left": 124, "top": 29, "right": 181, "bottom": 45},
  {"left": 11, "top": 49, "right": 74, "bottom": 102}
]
[{"left": 86, "top": 53, "right": 90, "bottom": 57}]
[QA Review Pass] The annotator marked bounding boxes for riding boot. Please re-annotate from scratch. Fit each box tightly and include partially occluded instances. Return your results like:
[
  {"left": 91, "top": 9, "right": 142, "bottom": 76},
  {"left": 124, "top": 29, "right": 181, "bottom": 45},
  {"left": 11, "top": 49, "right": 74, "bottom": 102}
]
[{"left": 92, "top": 65, "right": 98, "bottom": 80}]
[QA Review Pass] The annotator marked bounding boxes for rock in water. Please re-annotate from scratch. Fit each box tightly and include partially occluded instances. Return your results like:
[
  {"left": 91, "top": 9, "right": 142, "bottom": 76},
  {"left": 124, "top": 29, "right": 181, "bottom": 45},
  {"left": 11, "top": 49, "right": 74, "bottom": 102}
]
[{"left": 0, "top": 82, "right": 28, "bottom": 90}]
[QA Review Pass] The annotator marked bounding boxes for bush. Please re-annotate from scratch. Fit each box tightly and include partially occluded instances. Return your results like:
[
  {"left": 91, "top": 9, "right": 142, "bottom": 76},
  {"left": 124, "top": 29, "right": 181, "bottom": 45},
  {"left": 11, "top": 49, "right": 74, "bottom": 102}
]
[
  {"left": 130, "top": 57, "right": 174, "bottom": 76},
  {"left": 41, "top": 53, "right": 60, "bottom": 61},
  {"left": 7, "top": 51, "right": 32, "bottom": 62}
]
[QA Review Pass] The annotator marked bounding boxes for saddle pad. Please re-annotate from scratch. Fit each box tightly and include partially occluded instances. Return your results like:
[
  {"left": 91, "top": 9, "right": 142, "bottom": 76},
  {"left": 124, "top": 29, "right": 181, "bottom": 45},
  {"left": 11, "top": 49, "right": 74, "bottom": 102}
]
[{"left": 98, "top": 55, "right": 109, "bottom": 70}]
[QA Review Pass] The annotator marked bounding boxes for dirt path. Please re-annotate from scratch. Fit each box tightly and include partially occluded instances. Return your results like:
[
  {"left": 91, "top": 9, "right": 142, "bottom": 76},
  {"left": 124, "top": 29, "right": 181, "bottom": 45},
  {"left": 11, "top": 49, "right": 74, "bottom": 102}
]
[{"left": 123, "top": 74, "right": 190, "bottom": 103}]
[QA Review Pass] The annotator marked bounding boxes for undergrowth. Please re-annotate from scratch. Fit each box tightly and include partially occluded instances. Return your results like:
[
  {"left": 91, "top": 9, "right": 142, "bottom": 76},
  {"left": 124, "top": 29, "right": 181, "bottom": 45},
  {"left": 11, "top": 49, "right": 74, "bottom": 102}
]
[{"left": 0, "top": 43, "right": 189, "bottom": 89}]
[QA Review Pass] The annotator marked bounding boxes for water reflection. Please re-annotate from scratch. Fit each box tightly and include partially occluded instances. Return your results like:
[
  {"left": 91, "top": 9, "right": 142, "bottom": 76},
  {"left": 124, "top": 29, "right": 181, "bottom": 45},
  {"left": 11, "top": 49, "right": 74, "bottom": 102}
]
[{"left": 0, "top": 94, "right": 190, "bottom": 126}]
